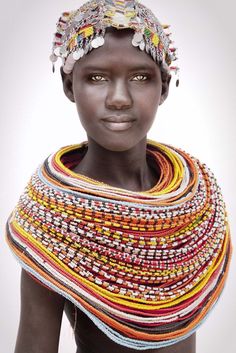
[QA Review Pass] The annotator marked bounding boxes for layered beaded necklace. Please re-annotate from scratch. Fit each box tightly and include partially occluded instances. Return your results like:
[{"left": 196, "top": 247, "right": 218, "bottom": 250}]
[{"left": 6, "top": 140, "right": 232, "bottom": 349}]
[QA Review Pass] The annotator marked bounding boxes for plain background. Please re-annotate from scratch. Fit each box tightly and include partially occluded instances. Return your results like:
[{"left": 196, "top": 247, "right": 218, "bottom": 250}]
[{"left": 0, "top": 0, "right": 235, "bottom": 352}]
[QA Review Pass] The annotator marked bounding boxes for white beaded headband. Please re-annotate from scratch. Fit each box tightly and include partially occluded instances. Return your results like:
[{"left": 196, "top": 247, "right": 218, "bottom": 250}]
[{"left": 50, "top": 0, "right": 179, "bottom": 85}]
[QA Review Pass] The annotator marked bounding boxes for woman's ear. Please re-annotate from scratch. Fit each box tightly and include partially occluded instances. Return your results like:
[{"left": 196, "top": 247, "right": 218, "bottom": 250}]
[
  {"left": 159, "top": 71, "right": 171, "bottom": 105},
  {"left": 60, "top": 66, "right": 75, "bottom": 103}
]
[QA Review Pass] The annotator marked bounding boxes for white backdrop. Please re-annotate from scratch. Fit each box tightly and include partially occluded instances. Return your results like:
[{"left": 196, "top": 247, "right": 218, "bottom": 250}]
[{"left": 0, "top": 1, "right": 235, "bottom": 352}]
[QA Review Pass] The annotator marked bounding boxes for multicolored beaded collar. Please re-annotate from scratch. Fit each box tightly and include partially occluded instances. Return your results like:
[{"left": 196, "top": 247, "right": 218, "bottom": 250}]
[
  {"left": 50, "top": 0, "right": 179, "bottom": 84},
  {"left": 6, "top": 140, "right": 232, "bottom": 349}
]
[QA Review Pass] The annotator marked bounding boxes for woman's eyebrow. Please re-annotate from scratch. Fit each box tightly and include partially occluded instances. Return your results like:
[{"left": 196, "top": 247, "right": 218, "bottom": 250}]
[
  {"left": 82, "top": 65, "right": 109, "bottom": 71},
  {"left": 82, "top": 64, "right": 156, "bottom": 71},
  {"left": 129, "top": 64, "right": 156, "bottom": 71}
]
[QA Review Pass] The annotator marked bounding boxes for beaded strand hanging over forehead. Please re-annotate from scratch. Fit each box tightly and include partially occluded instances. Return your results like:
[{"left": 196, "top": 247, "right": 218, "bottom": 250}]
[{"left": 50, "top": 0, "right": 179, "bottom": 85}]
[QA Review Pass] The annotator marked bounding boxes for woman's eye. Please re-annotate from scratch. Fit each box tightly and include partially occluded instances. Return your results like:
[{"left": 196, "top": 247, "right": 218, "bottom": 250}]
[
  {"left": 132, "top": 74, "right": 148, "bottom": 81},
  {"left": 90, "top": 75, "right": 106, "bottom": 82}
]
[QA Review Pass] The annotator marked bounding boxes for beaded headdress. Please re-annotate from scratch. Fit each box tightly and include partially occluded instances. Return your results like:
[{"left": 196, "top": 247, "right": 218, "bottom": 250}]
[{"left": 50, "top": 0, "right": 179, "bottom": 83}]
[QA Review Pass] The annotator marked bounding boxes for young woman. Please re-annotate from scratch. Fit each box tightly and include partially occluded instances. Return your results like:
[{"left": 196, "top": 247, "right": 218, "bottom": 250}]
[{"left": 6, "top": 1, "right": 231, "bottom": 353}]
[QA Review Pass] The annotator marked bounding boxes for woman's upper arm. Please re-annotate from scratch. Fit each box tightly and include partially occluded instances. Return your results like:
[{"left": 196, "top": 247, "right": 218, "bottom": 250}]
[{"left": 15, "top": 269, "right": 65, "bottom": 353}]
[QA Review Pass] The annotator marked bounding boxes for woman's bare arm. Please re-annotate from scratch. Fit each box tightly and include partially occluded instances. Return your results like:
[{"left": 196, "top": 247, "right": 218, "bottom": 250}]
[{"left": 15, "top": 269, "right": 65, "bottom": 353}]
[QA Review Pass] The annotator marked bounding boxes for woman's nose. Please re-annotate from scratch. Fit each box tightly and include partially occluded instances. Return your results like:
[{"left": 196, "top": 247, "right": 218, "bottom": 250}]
[{"left": 105, "top": 79, "right": 133, "bottom": 110}]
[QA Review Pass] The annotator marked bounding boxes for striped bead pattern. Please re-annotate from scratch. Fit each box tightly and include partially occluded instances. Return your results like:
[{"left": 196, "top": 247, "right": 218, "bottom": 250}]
[{"left": 6, "top": 140, "right": 232, "bottom": 350}]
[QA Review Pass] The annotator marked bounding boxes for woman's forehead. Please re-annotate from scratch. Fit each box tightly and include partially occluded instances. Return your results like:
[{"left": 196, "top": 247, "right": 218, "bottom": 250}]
[{"left": 74, "top": 29, "right": 159, "bottom": 71}]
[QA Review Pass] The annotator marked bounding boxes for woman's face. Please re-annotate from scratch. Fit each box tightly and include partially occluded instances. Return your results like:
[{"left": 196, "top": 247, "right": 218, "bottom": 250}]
[{"left": 63, "top": 28, "right": 170, "bottom": 152}]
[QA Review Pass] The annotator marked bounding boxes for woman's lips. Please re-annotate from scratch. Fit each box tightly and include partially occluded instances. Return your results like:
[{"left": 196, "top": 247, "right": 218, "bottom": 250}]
[
  {"left": 102, "top": 116, "right": 135, "bottom": 131},
  {"left": 102, "top": 121, "right": 134, "bottom": 131}
]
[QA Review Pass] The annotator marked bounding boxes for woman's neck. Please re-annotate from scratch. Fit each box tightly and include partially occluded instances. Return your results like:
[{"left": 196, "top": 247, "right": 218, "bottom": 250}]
[{"left": 72, "top": 137, "right": 159, "bottom": 191}]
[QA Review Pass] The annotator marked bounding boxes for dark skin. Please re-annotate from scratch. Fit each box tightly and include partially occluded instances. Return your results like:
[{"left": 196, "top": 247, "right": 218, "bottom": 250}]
[{"left": 13, "top": 28, "right": 196, "bottom": 353}]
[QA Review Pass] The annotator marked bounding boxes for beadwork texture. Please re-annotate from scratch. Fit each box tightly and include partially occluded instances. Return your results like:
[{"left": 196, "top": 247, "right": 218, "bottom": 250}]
[
  {"left": 50, "top": 0, "right": 178, "bottom": 76},
  {"left": 6, "top": 140, "right": 231, "bottom": 349}
]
